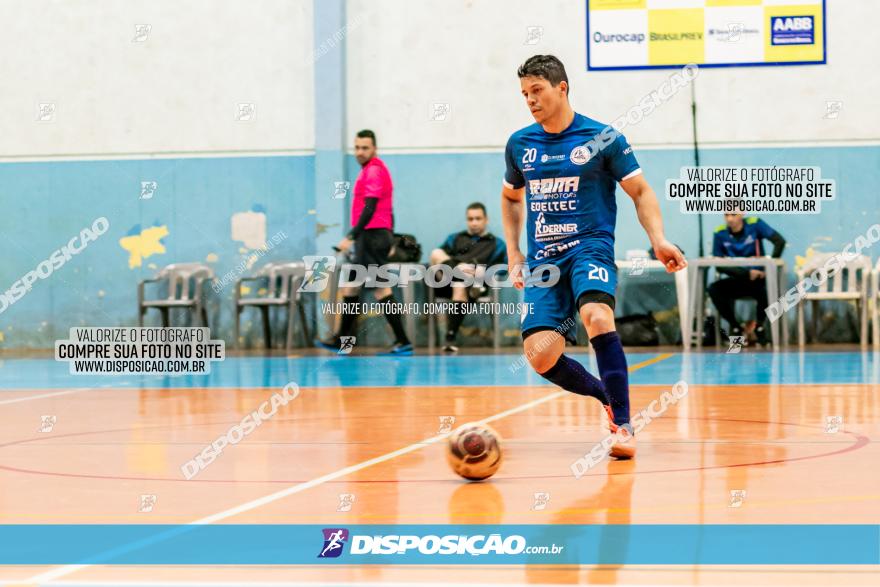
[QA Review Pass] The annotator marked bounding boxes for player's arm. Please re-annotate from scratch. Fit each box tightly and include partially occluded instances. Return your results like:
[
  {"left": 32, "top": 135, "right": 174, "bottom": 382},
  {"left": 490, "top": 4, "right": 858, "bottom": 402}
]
[
  {"left": 501, "top": 136, "right": 527, "bottom": 288},
  {"left": 758, "top": 219, "right": 786, "bottom": 258},
  {"left": 619, "top": 173, "right": 687, "bottom": 273},
  {"left": 501, "top": 184, "right": 526, "bottom": 289}
]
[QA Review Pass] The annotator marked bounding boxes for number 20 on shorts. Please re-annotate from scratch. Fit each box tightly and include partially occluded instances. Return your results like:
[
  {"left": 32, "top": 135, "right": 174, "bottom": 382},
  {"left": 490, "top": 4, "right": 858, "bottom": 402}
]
[{"left": 588, "top": 263, "right": 609, "bottom": 283}]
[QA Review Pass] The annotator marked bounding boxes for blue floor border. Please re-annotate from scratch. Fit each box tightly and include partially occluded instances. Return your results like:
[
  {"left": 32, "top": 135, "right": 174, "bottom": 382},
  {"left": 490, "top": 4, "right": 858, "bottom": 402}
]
[
  {"left": 0, "top": 524, "right": 877, "bottom": 565},
  {"left": 0, "top": 351, "right": 877, "bottom": 390}
]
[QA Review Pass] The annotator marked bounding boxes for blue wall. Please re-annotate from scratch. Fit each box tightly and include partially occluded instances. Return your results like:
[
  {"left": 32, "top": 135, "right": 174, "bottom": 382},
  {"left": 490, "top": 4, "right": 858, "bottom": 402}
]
[
  {"left": 2, "top": 144, "right": 877, "bottom": 348},
  {"left": 343, "top": 144, "right": 879, "bottom": 345},
  {"left": 0, "top": 155, "right": 315, "bottom": 348},
  {"left": 359, "top": 145, "right": 880, "bottom": 269}
]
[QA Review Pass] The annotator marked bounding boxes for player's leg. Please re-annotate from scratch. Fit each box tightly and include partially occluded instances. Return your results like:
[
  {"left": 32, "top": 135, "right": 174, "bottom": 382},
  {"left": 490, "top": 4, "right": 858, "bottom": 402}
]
[
  {"left": 443, "top": 263, "right": 476, "bottom": 352},
  {"left": 338, "top": 284, "right": 363, "bottom": 337},
  {"left": 430, "top": 248, "right": 451, "bottom": 265},
  {"left": 578, "top": 295, "right": 635, "bottom": 459},
  {"left": 371, "top": 283, "right": 411, "bottom": 350},
  {"left": 318, "top": 229, "right": 371, "bottom": 350},
  {"left": 524, "top": 328, "right": 607, "bottom": 403},
  {"left": 570, "top": 256, "right": 634, "bottom": 458},
  {"left": 316, "top": 283, "right": 361, "bottom": 351},
  {"left": 708, "top": 277, "right": 745, "bottom": 336},
  {"left": 368, "top": 229, "right": 412, "bottom": 355},
  {"left": 578, "top": 295, "right": 625, "bottom": 419},
  {"left": 521, "top": 262, "right": 608, "bottom": 404},
  {"left": 750, "top": 277, "right": 770, "bottom": 345}
]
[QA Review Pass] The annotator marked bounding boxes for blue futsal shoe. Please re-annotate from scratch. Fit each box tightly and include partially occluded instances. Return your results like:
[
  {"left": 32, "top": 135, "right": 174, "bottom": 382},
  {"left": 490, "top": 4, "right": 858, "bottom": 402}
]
[{"left": 377, "top": 342, "right": 413, "bottom": 357}]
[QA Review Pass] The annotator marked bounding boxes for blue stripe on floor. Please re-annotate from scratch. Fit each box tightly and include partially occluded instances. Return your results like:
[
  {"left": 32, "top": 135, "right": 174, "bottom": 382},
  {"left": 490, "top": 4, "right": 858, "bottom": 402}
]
[{"left": 0, "top": 351, "right": 876, "bottom": 390}]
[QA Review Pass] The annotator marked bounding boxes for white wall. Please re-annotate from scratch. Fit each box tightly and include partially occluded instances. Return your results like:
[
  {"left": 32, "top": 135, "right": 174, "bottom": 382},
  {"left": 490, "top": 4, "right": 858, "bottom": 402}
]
[
  {"left": 0, "top": 0, "right": 314, "bottom": 158},
  {"left": 347, "top": 0, "right": 880, "bottom": 150}
]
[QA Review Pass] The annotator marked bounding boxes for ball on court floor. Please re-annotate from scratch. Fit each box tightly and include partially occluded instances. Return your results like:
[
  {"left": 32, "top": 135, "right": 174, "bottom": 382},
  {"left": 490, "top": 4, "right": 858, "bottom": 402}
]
[{"left": 446, "top": 423, "right": 503, "bottom": 481}]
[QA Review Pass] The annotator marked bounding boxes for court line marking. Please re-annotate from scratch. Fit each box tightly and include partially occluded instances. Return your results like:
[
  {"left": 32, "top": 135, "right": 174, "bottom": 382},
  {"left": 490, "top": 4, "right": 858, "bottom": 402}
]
[
  {"left": 0, "top": 388, "right": 94, "bottom": 406},
  {"left": 23, "top": 353, "right": 674, "bottom": 585},
  {"left": 2, "top": 381, "right": 877, "bottom": 394},
  {"left": 0, "top": 381, "right": 134, "bottom": 405}
]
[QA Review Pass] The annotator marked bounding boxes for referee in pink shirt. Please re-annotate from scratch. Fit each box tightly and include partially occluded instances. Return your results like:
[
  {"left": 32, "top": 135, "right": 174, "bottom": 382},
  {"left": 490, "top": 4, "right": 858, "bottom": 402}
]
[{"left": 317, "top": 130, "right": 413, "bottom": 356}]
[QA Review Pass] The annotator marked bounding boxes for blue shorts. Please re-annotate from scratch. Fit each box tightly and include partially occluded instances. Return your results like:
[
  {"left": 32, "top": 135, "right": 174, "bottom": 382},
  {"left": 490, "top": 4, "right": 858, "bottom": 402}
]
[{"left": 520, "top": 250, "right": 617, "bottom": 343}]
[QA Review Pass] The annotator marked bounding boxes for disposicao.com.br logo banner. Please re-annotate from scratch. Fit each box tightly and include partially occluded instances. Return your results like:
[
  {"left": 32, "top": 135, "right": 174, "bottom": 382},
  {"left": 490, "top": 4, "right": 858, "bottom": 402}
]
[
  {"left": 317, "top": 527, "right": 563, "bottom": 560},
  {"left": 0, "top": 524, "right": 876, "bottom": 565}
]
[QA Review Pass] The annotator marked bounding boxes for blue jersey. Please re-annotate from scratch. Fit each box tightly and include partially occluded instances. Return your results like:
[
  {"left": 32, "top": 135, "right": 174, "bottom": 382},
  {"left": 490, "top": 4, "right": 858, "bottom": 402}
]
[
  {"left": 504, "top": 113, "right": 640, "bottom": 267},
  {"left": 712, "top": 217, "right": 779, "bottom": 258}
]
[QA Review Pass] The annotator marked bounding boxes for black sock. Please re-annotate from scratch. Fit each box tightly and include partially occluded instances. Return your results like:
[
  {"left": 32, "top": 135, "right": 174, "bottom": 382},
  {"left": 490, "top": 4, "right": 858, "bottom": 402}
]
[
  {"left": 377, "top": 294, "right": 410, "bottom": 345},
  {"left": 539, "top": 354, "right": 608, "bottom": 404},
  {"left": 337, "top": 295, "right": 360, "bottom": 338},
  {"left": 590, "top": 331, "right": 630, "bottom": 426},
  {"left": 445, "top": 301, "right": 469, "bottom": 341}
]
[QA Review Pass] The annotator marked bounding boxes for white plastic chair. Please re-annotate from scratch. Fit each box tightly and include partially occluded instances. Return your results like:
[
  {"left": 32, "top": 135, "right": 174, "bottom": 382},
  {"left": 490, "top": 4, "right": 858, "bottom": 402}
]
[
  {"left": 234, "top": 261, "right": 310, "bottom": 349},
  {"left": 796, "top": 253, "right": 872, "bottom": 347},
  {"left": 138, "top": 263, "right": 215, "bottom": 327}
]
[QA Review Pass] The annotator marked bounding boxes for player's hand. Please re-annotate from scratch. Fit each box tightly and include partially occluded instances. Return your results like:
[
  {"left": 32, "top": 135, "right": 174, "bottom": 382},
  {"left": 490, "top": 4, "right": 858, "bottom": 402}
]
[
  {"left": 654, "top": 239, "right": 687, "bottom": 273},
  {"left": 336, "top": 237, "right": 354, "bottom": 253},
  {"left": 749, "top": 269, "right": 765, "bottom": 280},
  {"left": 508, "top": 249, "right": 526, "bottom": 290}
]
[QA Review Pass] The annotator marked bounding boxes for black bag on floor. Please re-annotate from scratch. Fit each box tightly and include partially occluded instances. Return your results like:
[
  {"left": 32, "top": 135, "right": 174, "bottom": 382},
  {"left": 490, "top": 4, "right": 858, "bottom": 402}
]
[
  {"left": 388, "top": 233, "right": 422, "bottom": 263},
  {"left": 616, "top": 313, "right": 660, "bottom": 346}
]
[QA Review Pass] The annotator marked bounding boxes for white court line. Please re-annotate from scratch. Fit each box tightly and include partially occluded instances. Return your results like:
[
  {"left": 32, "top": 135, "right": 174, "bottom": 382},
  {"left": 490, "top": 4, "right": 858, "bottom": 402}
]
[
  {"left": 0, "top": 380, "right": 134, "bottom": 406},
  {"left": 0, "top": 388, "right": 93, "bottom": 406},
  {"left": 23, "top": 354, "right": 670, "bottom": 585},
  {"left": 23, "top": 391, "right": 568, "bottom": 585},
  {"left": 0, "top": 381, "right": 136, "bottom": 406}
]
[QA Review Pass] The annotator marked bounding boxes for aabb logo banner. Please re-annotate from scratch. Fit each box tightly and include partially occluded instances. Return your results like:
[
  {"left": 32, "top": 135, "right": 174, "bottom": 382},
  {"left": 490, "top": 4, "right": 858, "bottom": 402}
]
[
  {"left": 770, "top": 16, "right": 814, "bottom": 45},
  {"left": 586, "top": 0, "right": 825, "bottom": 70}
]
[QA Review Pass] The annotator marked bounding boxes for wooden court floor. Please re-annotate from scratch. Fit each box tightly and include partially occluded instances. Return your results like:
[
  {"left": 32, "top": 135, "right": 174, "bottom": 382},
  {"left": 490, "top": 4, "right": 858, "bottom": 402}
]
[{"left": 0, "top": 350, "right": 877, "bottom": 585}]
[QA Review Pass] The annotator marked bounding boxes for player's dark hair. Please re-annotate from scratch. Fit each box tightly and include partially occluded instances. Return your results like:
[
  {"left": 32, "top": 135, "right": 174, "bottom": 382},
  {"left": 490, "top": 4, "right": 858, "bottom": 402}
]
[
  {"left": 517, "top": 55, "right": 569, "bottom": 95},
  {"left": 356, "top": 129, "right": 376, "bottom": 146},
  {"left": 467, "top": 202, "right": 487, "bottom": 216}
]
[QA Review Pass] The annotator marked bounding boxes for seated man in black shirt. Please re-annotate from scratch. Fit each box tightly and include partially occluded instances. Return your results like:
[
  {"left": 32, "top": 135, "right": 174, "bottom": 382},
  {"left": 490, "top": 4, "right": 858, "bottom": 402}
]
[{"left": 429, "top": 202, "right": 507, "bottom": 353}]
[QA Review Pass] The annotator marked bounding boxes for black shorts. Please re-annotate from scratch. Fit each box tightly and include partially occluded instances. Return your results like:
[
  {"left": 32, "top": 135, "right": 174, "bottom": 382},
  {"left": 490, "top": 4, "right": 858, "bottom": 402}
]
[{"left": 354, "top": 228, "right": 393, "bottom": 270}]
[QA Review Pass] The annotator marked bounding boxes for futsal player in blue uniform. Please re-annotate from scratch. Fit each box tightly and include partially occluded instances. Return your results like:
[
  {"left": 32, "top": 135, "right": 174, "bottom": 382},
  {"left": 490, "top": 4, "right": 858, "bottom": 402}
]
[{"left": 501, "top": 55, "right": 687, "bottom": 458}]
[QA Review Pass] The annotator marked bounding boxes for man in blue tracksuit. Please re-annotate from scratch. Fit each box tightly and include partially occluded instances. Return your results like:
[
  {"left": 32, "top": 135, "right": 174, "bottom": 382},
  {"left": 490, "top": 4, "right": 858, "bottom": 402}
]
[{"left": 710, "top": 213, "right": 786, "bottom": 345}]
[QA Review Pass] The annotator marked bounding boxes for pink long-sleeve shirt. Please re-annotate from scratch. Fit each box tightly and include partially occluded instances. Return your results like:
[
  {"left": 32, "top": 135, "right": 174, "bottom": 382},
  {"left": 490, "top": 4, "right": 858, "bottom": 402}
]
[{"left": 351, "top": 157, "right": 393, "bottom": 232}]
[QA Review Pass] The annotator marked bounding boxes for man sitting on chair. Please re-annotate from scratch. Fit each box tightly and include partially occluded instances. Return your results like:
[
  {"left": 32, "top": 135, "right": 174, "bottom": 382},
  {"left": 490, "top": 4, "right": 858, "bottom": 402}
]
[
  {"left": 709, "top": 213, "right": 786, "bottom": 346},
  {"left": 430, "top": 202, "right": 507, "bottom": 353}
]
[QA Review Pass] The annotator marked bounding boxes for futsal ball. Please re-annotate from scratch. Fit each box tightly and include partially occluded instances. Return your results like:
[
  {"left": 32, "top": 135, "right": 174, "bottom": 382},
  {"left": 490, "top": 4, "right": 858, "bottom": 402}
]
[{"left": 446, "top": 423, "right": 503, "bottom": 481}]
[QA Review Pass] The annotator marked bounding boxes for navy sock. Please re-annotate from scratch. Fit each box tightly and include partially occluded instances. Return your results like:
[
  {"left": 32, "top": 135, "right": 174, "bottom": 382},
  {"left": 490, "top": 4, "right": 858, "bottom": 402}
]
[
  {"left": 590, "top": 331, "right": 630, "bottom": 425},
  {"left": 539, "top": 354, "right": 608, "bottom": 404}
]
